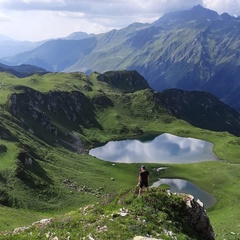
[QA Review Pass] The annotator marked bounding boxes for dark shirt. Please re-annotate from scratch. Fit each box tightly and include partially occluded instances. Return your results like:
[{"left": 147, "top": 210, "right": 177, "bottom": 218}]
[{"left": 139, "top": 170, "right": 149, "bottom": 183}]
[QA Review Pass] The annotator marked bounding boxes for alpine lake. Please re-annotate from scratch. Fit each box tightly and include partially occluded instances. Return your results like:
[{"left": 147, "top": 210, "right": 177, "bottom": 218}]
[{"left": 89, "top": 133, "right": 218, "bottom": 208}]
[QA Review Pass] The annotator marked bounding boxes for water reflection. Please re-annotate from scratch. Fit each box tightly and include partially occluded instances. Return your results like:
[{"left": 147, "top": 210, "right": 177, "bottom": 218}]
[
  {"left": 89, "top": 133, "right": 218, "bottom": 163},
  {"left": 152, "top": 178, "right": 216, "bottom": 209}
]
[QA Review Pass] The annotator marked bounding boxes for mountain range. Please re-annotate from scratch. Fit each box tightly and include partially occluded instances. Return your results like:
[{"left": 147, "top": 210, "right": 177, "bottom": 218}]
[
  {"left": 1, "top": 5, "right": 240, "bottom": 111},
  {"left": 0, "top": 63, "right": 47, "bottom": 77},
  {"left": 0, "top": 34, "right": 45, "bottom": 59}
]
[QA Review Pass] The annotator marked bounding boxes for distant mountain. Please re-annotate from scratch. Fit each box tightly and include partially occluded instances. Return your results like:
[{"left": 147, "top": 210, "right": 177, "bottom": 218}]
[
  {"left": 1, "top": 38, "right": 97, "bottom": 72},
  {"left": 0, "top": 63, "right": 47, "bottom": 77},
  {"left": 63, "top": 31, "right": 95, "bottom": 40},
  {"left": 0, "top": 34, "right": 14, "bottom": 41},
  {"left": 154, "top": 4, "right": 219, "bottom": 26},
  {"left": 2, "top": 5, "right": 240, "bottom": 110},
  {"left": 0, "top": 35, "right": 45, "bottom": 58}
]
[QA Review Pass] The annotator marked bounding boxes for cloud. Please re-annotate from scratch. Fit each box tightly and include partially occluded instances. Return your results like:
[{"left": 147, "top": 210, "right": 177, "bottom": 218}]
[
  {"left": 1, "top": 0, "right": 239, "bottom": 17},
  {"left": 0, "top": 0, "right": 239, "bottom": 41},
  {"left": 0, "top": 0, "right": 202, "bottom": 15},
  {"left": 203, "top": 0, "right": 240, "bottom": 16},
  {"left": 1, "top": 1, "right": 240, "bottom": 20},
  {"left": 0, "top": 11, "right": 10, "bottom": 22},
  {"left": 0, "top": 0, "right": 66, "bottom": 11}
]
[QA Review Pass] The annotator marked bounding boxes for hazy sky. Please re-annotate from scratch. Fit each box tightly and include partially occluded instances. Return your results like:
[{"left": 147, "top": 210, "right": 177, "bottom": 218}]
[{"left": 0, "top": 0, "right": 239, "bottom": 42}]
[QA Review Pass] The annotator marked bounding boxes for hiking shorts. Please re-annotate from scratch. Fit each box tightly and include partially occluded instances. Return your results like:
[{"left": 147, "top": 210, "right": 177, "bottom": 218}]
[{"left": 140, "top": 181, "right": 148, "bottom": 188}]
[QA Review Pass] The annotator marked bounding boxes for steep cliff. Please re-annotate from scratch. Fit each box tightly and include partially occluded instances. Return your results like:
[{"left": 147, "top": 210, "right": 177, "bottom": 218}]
[{"left": 155, "top": 89, "right": 240, "bottom": 136}]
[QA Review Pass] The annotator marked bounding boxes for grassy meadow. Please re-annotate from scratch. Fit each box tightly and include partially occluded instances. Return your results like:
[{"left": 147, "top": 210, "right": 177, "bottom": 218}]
[{"left": 0, "top": 72, "right": 239, "bottom": 239}]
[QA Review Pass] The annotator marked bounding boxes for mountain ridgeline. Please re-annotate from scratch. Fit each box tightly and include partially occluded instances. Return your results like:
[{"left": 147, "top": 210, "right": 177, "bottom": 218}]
[
  {"left": 4, "top": 70, "right": 240, "bottom": 148},
  {"left": 0, "top": 63, "right": 47, "bottom": 77},
  {"left": 2, "top": 5, "right": 240, "bottom": 111}
]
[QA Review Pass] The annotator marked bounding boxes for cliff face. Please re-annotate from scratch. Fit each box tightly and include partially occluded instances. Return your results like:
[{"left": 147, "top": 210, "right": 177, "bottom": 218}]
[
  {"left": 9, "top": 86, "right": 102, "bottom": 151},
  {"left": 185, "top": 195, "right": 215, "bottom": 240},
  {"left": 97, "top": 70, "right": 149, "bottom": 93},
  {"left": 10, "top": 87, "right": 99, "bottom": 128},
  {"left": 8, "top": 75, "right": 240, "bottom": 148},
  {"left": 155, "top": 89, "right": 240, "bottom": 136}
]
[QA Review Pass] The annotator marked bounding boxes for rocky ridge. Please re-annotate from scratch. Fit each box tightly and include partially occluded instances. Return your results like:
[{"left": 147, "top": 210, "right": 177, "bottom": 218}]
[
  {"left": 9, "top": 86, "right": 101, "bottom": 150},
  {"left": 155, "top": 89, "right": 240, "bottom": 136},
  {"left": 2, "top": 188, "right": 215, "bottom": 240}
]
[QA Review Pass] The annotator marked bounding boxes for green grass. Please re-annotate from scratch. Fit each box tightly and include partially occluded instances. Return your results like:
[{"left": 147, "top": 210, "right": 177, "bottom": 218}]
[
  {"left": 0, "top": 206, "right": 50, "bottom": 231},
  {"left": 0, "top": 71, "right": 239, "bottom": 240},
  {"left": 0, "top": 141, "right": 19, "bottom": 170},
  {"left": 0, "top": 188, "right": 204, "bottom": 239}
]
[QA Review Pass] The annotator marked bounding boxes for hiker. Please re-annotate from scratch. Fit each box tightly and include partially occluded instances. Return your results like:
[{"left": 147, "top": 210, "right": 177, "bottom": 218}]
[{"left": 138, "top": 165, "right": 150, "bottom": 195}]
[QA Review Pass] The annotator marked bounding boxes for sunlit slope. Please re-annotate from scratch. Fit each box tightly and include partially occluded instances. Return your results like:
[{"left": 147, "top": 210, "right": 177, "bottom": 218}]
[
  {"left": 0, "top": 70, "right": 239, "bottom": 238},
  {"left": 0, "top": 70, "right": 183, "bottom": 216}
]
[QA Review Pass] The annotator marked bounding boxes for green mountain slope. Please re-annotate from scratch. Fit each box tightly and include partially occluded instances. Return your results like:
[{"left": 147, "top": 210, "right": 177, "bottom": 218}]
[
  {"left": 4, "top": 5, "right": 240, "bottom": 110},
  {"left": 0, "top": 70, "right": 175, "bottom": 212},
  {"left": 0, "top": 70, "right": 240, "bottom": 239}
]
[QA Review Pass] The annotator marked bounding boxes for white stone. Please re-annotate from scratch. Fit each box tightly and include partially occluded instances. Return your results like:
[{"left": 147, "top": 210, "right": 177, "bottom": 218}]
[{"left": 196, "top": 199, "right": 204, "bottom": 207}]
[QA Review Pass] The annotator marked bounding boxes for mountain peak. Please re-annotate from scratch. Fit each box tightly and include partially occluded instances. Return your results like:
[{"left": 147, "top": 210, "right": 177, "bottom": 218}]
[
  {"left": 191, "top": 4, "right": 206, "bottom": 11},
  {"left": 63, "top": 31, "right": 95, "bottom": 40},
  {"left": 220, "top": 12, "right": 233, "bottom": 20},
  {"left": 190, "top": 4, "right": 219, "bottom": 19},
  {"left": 154, "top": 5, "right": 219, "bottom": 26}
]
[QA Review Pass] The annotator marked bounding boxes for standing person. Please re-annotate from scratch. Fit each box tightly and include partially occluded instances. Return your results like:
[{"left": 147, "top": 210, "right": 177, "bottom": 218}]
[{"left": 138, "top": 165, "right": 150, "bottom": 195}]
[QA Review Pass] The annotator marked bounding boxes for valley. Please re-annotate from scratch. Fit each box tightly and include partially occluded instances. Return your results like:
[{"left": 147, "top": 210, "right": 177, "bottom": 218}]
[
  {"left": 0, "top": 4, "right": 240, "bottom": 239},
  {"left": 0, "top": 70, "right": 239, "bottom": 239}
]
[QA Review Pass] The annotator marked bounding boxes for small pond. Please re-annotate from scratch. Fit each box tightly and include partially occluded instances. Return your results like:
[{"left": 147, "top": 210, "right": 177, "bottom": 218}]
[
  {"left": 89, "top": 133, "right": 218, "bottom": 164},
  {"left": 152, "top": 178, "right": 216, "bottom": 209}
]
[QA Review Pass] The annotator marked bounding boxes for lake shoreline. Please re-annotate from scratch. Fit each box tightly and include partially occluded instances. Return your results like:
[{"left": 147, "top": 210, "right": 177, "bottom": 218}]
[{"left": 89, "top": 133, "right": 219, "bottom": 164}]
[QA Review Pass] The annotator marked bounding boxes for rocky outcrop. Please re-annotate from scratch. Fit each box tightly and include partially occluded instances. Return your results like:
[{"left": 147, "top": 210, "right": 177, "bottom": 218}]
[
  {"left": 0, "top": 124, "right": 17, "bottom": 141},
  {"left": 12, "top": 218, "right": 53, "bottom": 235},
  {"left": 17, "top": 151, "right": 33, "bottom": 166},
  {"left": 10, "top": 87, "right": 99, "bottom": 128},
  {"left": 97, "top": 70, "right": 149, "bottom": 93},
  {"left": 134, "top": 192, "right": 215, "bottom": 240},
  {"left": 1, "top": 188, "right": 215, "bottom": 240},
  {"left": 184, "top": 195, "right": 215, "bottom": 240},
  {"left": 9, "top": 86, "right": 102, "bottom": 149},
  {"left": 0, "top": 144, "right": 7, "bottom": 153}
]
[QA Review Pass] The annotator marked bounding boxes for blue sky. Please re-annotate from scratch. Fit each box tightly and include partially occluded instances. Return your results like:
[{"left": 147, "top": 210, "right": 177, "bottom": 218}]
[{"left": 0, "top": 0, "right": 239, "bottom": 41}]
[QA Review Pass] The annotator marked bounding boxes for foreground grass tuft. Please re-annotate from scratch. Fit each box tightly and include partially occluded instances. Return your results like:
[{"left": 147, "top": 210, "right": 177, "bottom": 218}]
[{"left": 0, "top": 187, "right": 206, "bottom": 240}]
